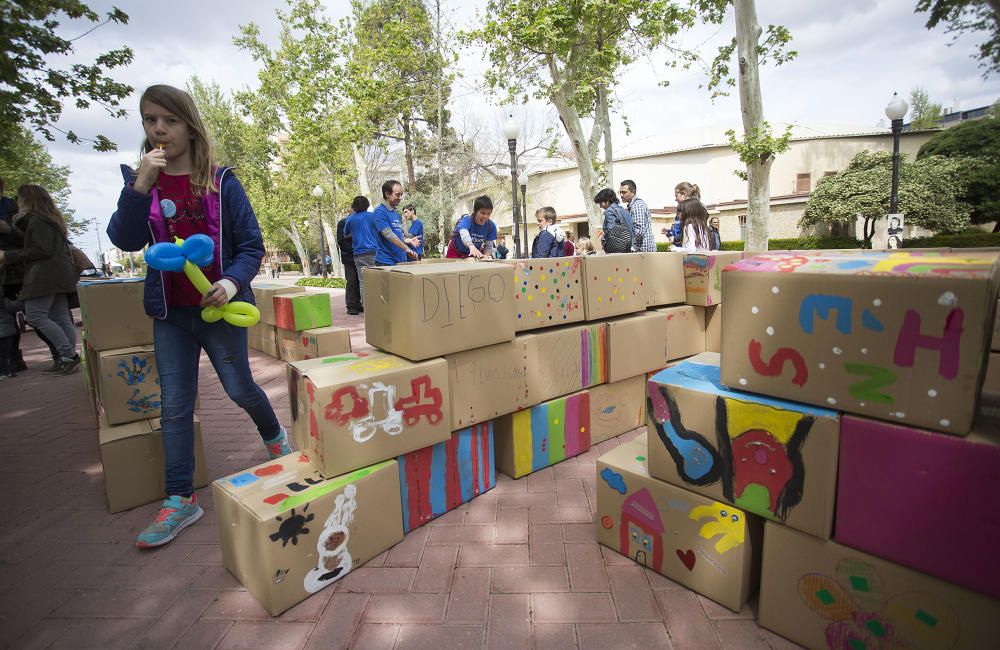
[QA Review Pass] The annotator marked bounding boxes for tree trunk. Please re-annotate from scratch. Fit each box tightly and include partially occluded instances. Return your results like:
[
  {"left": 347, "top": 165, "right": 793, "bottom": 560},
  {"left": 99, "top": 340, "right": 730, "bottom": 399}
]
[
  {"left": 352, "top": 143, "right": 370, "bottom": 197},
  {"left": 402, "top": 113, "right": 417, "bottom": 193},
  {"left": 597, "top": 85, "right": 614, "bottom": 190},
  {"left": 734, "top": 0, "right": 770, "bottom": 253},
  {"left": 322, "top": 219, "right": 341, "bottom": 278},
  {"left": 548, "top": 57, "right": 602, "bottom": 235},
  {"left": 285, "top": 217, "right": 310, "bottom": 277}
]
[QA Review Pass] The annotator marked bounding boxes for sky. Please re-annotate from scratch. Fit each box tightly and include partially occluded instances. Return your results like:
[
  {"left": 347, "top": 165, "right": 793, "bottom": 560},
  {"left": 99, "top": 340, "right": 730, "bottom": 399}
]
[{"left": 32, "top": 0, "right": 1000, "bottom": 259}]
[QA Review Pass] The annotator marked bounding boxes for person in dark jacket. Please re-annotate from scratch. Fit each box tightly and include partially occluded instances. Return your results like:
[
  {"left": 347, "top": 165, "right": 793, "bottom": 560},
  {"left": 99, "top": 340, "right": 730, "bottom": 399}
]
[
  {"left": 495, "top": 237, "right": 509, "bottom": 259},
  {"left": 709, "top": 217, "right": 722, "bottom": 251},
  {"left": 530, "top": 206, "right": 565, "bottom": 258},
  {"left": 337, "top": 203, "right": 362, "bottom": 315},
  {"left": 0, "top": 185, "right": 80, "bottom": 375},
  {"left": 0, "top": 175, "right": 25, "bottom": 378},
  {"left": 594, "top": 188, "right": 634, "bottom": 253}
]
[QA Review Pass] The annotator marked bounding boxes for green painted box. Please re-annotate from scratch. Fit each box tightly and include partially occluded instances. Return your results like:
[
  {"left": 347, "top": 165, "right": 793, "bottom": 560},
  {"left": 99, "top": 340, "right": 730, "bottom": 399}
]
[{"left": 274, "top": 293, "right": 332, "bottom": 331}]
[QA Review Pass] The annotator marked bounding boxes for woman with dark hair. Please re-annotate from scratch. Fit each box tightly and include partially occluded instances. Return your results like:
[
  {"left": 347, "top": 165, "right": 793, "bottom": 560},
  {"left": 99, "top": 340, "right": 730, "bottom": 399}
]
[
  {"left": 0, "top": 184, "right": 80, "bottom": 374},
  {"left": 446, "top": 195, "right": 496, "bottom": 259},
  {"left": 594, "top": 188, "right": 633, "bottom": 253},
  {"left": 672, "top": 198, "right": 711, "bottom": 253}
]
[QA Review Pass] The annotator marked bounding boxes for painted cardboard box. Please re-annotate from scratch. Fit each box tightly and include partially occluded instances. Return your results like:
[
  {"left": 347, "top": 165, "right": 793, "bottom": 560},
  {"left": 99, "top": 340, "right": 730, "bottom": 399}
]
[
  {"left": 606, "top": 312, "right": 669, "bottom": 383},
  {"left": 596, "top": 435, "right": 762, "bottom": 612},
  {"left": 494, "top": 389, "right": 591, "bottom": 479},
  {"left": 96, "top": 345, "right": 161, "bottom": 425},
  {"left": 682, "top": 251, "right": 743, "bottom": 306},
  {"left": 720, "top": 251, "right": 1000, "bottom": 435},
  {"left": 579, "top": 253, "right": 647, "bottom": 321},
  {"left": 446, "top": 339, "right": 531, "bottom": 430},
  {"left": 214, "top": 453, "right": 403, "bottom": 616},
  {"left": 274, "top": 292, "right": 332, "bottom": 331},
  {"left": 642, "top": 252, "right": 686, "bottom": 307},
  {"left": 647, "top": 352, "right": 840, "bottom": 539},
  {"left": 650, "top": 305, "right": 707, "bottom": 362},
  {"left": 287, "top": 351, "right": 451, "bottom": 478},
  {"left": 759, "top": 522, "right": 1000, "bottom": 650},
  {"left": 398, "top": 422, "right": 495, "bottom": 533},
  {"left": 365, "top": 261, "right": 516, "bottom": 361},
  {"left": 252, "top": 283, "right": 305, "bottom": 327},
  {"left": 100, "top": 414, "right": 207, "bottom": 513},
  {"left": 983, "top": 351, "right": 1000, "bottom": 398},
  {"left": 589, "top": 375, "right": 646, "bottom": 445},
  {"left": 835, "top": 415, "right": 1000, "bottom": 599},
  {"left": 992, "top": 300, "right": 999, "bottom": 350},
  {"left": 277, "top": 326, "right": 351, "bottom": 362},
  {"left": 522, "top": 321, "right": 608, "bottom": 404},
  {"left": 77, "top": 278, "right": 152, "bottom": 351},
  {"left": 502, "top": 256, "right": 585, "bottom": 331},
  {"left": 703, "top": 305, "right": 721, "bottom": 353}
]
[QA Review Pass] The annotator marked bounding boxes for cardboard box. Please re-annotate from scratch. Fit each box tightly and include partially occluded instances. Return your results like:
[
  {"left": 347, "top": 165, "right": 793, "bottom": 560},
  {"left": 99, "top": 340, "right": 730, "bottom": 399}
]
[
  {"left": 288, "top": 351, "right": 451, "bottom": 477},
  {"left": 100, "top": 414, "right": 207, "bottom": 513},
  {"left": 682, "top": 251, "right": 743, "bottom": 306},
  {"left": 446, "top": 339, "right": 531, "bottom": 430},
  {"left": 77, "top": 279, "right": 152, "bottom": 350},
  {"left": 277, "top": 326, "right": 351, "bottom": 362},
  {"left": 647, "top": 352, "right": 840, "bottom": 539},
  {"left": 984, "top": 351, "right": 1000, "bottom": 398},
  {"left": 580, "top": 253, "right": 647, "bottom": 320},
  {"left": 992, "top": 300, "right": 999, "bottom": 351},
  {"left": 606, "top": 312, "right": 669, "bottom": 383},
  {"left": 252, "top": 283, "right": 305, "bottom": 327},
  {"left": 398, "top": 421, "right": 496, "bottom": 533},
  {"left": 503, "top": 256, "right": 585, "bottom": 331},
  {"left": 274, "top": 292, "right": 332, "bottom": 331},
  {"left": 214, "top": 454, "right": 403, "bottom": 616},
  {"left": 642, "top": 252, "right": 686, "bottom": 307},
  {"left": 703, "top": 305, "right": 721, "bottom": 353},
  {"left": 589, "top": 375, "right": 646, "bottom": 445},
  {"left": 261, "top": 338, "right": 278, "bottom": 359},
  {"left": 835, "top": 415, "right": 1000, "bottom": 599},
  {"left": 523, "top": 321, "right": 608, "bottom": 404},
  {"left": 720, "top": 251, "right": 1000, "bottom": 435},
  {"left": 651, "top": 305, "right": 707, "bottom": 362},
  {"left": 494, "top": 389, "right": 591, "bottom": 479},
  {"left": 96, "top": 345, "right": 161, "bottom": 425},
  {"left": 759, "top": 522, "right": 1000, "bottom": 650},
  {"left": 248, "top": 324, "right": 262, "bottom": 352},
  {"left": 596, "top": 436, "right": 762, "bottom": 612},
  {"left": 365, "top": 261, "right": 516, "bottom": 361}
]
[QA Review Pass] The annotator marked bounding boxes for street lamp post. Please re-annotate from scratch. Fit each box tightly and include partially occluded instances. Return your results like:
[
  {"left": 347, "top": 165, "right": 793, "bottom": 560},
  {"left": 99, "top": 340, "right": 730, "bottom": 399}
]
[
  {"left": 312, "top": 185, "right": 328, "bottom": 278},
  {"left": 504, "top": 116, "right": 521, "bottom": 258},
  {"left": 885, "top": 92, "right": 908, "bottom": 218},
  {"left": 518, "top": 169, "right": 529, "bottom": 256}
]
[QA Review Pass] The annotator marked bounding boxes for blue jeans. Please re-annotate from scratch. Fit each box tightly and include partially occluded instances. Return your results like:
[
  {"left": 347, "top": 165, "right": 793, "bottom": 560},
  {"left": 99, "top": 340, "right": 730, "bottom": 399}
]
[
  {"left": 155, "top": 307, "right": 280, "bottom": 496},
  {"left": 24, "top": 293, "right": 76, "bottom": 361}
]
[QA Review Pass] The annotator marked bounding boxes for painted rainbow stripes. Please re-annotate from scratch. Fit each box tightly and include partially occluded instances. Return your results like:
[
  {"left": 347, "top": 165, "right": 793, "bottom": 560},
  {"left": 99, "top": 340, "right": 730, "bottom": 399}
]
[
  {"left": 580, "top": 325, "right": 608, "bottom": 387},
  {"left": 398, "top": 422, "right": 495, "bottom": 533},
  {"left": 511, "top": 392, "right": 591, "bottom": 478}
]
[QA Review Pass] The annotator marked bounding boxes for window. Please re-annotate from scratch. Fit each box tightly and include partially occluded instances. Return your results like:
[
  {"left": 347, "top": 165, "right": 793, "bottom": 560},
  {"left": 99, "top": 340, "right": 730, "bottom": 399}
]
[
  {"left": 824, "top": 171, "right": 837, "bottom": 177},
  {"left": 795, "top": 173, "right": 812, "bottom": 193},
  {"left": 738, "top": 215, "right": 747, "bottom": 241}
]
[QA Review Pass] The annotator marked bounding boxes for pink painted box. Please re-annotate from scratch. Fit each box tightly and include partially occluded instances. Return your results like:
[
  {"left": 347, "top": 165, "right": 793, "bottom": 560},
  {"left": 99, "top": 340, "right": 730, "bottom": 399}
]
[{"left": 835, "top": 414, "right": 1000, "bottom": 599}]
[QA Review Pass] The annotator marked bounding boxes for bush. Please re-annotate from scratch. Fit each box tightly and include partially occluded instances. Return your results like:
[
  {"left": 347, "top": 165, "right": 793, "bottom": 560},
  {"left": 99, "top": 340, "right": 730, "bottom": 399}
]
[
  {"left": 659, "top": 236, "right": 862, "bottom": 253},
  {"left": 281, "top": 262, "right": 301, "bottom": 272},
  {"left": 902, "top": 232, "right": 1000, "bottom": 249},
  {"left": 296, "top": 277, "right": 346, "bottom": 289}
]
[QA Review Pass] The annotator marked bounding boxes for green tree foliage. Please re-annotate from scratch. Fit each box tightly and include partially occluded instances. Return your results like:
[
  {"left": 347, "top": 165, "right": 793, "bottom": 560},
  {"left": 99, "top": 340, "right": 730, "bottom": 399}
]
[
  {"left": 916, "top": 0, "right": 1000, "bottom": 77},
  {"left": 801, "top": 150, "right": 977, "bottom": 234},
  {"left": 918, "top": 116, "right": 1000, "bottom": 229},
  {"left": 909, "top": 86, "right": 944, "bottom": 129},
  {"left": 0, "top": 0, "right": 133, "bottom": 151}
]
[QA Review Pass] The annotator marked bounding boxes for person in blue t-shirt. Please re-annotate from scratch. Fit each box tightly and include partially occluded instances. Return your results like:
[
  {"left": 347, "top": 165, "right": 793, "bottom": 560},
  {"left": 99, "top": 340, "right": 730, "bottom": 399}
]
[
  {"left": 402, "top": 204, "right": 424, "bottom": 260},
  {"left": 373, "top": 180, "right": 419, "bottom": 267},
  {"left": 445, "top": 195, "right": 496, "bottom": 259},
  {"left": 344, "top": 195, "right": 377, "bottom": 309}
]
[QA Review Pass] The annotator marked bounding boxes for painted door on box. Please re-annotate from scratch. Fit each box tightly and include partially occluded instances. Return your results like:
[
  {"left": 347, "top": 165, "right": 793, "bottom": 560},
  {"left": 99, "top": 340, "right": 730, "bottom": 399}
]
[{"left": 512, "top": 392, "right": 590, "bottom": 477}]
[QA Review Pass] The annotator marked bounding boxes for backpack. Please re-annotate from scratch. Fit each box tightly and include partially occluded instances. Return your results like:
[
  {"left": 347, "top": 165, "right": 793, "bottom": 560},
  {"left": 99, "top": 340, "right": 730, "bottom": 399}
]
[{"left": 603, "top": 206, "right": 632, "bottom": 254}]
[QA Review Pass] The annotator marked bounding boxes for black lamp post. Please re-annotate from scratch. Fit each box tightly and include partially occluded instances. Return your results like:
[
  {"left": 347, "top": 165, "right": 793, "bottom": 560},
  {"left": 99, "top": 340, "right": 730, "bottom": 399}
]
[
  {"left": 518, "top": 169, "right": 529, "bottom": 254},
  {"left": 504, "top": 115, "right": 521, "bottom": 258},
  {"left": 885, "top": 92, "right": 908, "bottom": 218}
]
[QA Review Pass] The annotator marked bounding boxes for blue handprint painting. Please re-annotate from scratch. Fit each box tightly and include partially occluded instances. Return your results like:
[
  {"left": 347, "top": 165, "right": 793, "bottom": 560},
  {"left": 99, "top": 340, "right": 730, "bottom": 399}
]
[{"left": 100, "top": 348, "right": 161, "bottom": 424}]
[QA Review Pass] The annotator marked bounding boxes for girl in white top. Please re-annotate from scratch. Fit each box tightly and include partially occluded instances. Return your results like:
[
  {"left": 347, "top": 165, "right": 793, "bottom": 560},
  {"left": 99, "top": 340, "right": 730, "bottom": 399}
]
[{"left": 671, "top": 198, "right": 711, "bottom": 253}]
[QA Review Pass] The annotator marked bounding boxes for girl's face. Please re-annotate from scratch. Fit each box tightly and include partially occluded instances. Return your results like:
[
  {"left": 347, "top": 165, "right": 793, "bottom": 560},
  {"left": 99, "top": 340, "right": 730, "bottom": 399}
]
[
  {"left": 674, "top": 189, "right": 686, "bottom": 202},
  {"left": 474, "top": 208, "right": 492, "bottom": 226},
  {"left": 142, "top": 101, "right": 193, "bottom": 163},
  {"left": 599, "top": 200, "right": 610, "bottom": 209}
]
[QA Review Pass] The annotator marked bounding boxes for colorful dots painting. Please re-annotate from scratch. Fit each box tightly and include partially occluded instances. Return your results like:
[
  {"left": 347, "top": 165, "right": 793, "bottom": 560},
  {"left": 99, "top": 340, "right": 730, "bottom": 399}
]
[{"left": 508, "top": 257, "right": 584, "bottom": 331}]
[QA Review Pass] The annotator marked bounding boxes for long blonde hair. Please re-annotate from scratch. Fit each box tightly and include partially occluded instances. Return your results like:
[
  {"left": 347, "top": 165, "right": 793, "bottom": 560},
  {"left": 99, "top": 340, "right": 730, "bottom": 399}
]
[
  {"left": 16, "top": 184, "right": 67, "bottom": 237},
  {"left": 139, "top": 85, "right": 217, "bottom": 195},
  {"left": 675, "top": 182, "right": 701, "bottom": 200},
  {"left": 677, "top": 198, "right": 709, "bottom": 250}
]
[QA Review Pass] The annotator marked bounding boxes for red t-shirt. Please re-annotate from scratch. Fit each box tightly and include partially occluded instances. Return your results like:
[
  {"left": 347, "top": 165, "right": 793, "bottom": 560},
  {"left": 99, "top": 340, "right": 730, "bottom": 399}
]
[{"left": 156, "top": 173, "right": 219, "bottom": 307}]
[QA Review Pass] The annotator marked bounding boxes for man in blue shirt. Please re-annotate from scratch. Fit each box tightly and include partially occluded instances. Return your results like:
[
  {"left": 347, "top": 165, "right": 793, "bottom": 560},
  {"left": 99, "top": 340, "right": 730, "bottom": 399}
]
[
  {"left": 374, "top": 180, "right": 419, "bottom": 266},
  {"left": 344, "top": 195, "right": 375, "bottom": 311},
  {"left": 403, "top": 204, "right": 424, "bottom": 260},
  {"left": 337, "top": 202, "right": 362, "bottom": 315}
]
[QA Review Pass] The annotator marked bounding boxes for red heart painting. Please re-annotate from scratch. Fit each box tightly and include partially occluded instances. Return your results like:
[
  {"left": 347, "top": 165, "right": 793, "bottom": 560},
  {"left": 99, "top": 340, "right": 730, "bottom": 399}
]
[{"left": 676, "top": 549, "right": 696, "bottom": 571}]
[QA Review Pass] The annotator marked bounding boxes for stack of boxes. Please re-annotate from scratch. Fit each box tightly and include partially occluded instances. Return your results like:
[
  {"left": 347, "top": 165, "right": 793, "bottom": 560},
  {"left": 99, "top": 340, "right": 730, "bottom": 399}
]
[{"left": 249, "top": 284, "right": 352, "bottom": 362}]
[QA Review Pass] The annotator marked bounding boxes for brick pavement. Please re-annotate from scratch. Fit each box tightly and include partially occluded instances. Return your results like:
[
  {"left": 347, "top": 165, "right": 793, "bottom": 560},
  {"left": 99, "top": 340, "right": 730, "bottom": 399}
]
[{"left": 0, "top": 292, "right": 803, "bottom": 649}]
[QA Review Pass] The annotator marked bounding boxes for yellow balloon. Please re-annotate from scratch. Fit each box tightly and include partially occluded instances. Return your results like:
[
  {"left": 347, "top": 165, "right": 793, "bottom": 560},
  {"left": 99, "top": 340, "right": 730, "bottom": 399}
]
[{"left": 202, "top": 302, "right": 260, "bottom": 328}]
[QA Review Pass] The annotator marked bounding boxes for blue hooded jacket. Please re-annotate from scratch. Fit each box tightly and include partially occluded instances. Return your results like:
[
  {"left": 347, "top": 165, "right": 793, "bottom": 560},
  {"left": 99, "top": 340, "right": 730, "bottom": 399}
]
[{"left": 107, "top": 165, "right": 265, "bottom": 319}]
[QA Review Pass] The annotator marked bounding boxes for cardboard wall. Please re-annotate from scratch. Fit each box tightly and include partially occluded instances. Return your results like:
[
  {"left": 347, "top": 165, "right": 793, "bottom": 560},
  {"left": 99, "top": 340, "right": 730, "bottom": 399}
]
[
  {"left": 596, "top": 436, "right": 762, "bottom": 612},
  {"left": 503, "top": 257, "right": 585, "bottom": 331},
  {"left": 703, "top": 305, "right": 721, "bottom": 353},
  {"left": 758, "top": 522, "right": 1000, "bottom": 650},
  {"left": 252, "top": 284, "right": 305, "bottom": 327},
  {"left": 606, "top": 312, "right": 669, "bottom": 383},
  {"left": 650, "top": 305, "right": 707, "bottom": 362},
  {"left": 523, "top": 322, "right": 608, "bottom": 404},
  {"left": 647, "top": 353, "right": 840, "bottom": 539},
  {"left": 720, "top": 251, "right": 1000, "bottom": 435},
  {"left": 494, "top": 390, "right": 591, "bottom": 479},
  {"left": 446, "top": 339, "right": 531, "bottom": 430},
  {"left": 983, "top": 351, "right": 1000, "bottom": 399},
  {"left": 580, "top": 253, "right": 647, "bottom": 321},
  {"left": 835, "top": 415, "right": 1000, "bottom": 599},
  {"left": 682, "top": 251, "right": 743, "bottom": 306},
  {"left": 96, "top": 345, "right": 160, "bottom": 425},
  {"left": 214, "top": 454, "right": 403, "bottom": 616},
  {"left": 365, "top": 261, "right": 516, "bottom": 361},
  {"left": 398, "top": 422, "right": 495, "bottom": 533},
  {"left": 274, "top": 293, "right": 332, "bottom": 331},
  {"left": 99, "top": 415, "right": 207, "bottom": 513},
  {"left": 77, "top": 279, "right": 152, "bottom": 351},
  {"left": 288, "top": 352, "right": 451, "bottom": 478},
  {"left": 992, "top": 300, "right": 999, "bottom": 351},
  {"left": 589, "top": 375, "right": 646, "bottom": 445},
  {"left": 641, "top": 252, "right": 686, "bottom": 307}
]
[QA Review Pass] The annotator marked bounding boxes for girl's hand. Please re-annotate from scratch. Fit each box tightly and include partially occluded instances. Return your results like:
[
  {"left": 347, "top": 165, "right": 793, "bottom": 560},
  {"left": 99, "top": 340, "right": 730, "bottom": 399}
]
[
  {"left": 468, "top": 246, "right": 485, "bottom": 260},
  {"left": 200, "top": 282, "right": 229, "bottom": 308},
  {"left": 134, "top": 148, "right": 167, "bottom": 194}
]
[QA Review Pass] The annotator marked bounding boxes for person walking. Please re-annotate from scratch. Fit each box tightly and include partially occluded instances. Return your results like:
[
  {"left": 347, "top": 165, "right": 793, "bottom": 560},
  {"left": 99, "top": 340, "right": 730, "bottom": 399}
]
[{"left": 337, "top": 206, "right": 362, "bottom": 315}]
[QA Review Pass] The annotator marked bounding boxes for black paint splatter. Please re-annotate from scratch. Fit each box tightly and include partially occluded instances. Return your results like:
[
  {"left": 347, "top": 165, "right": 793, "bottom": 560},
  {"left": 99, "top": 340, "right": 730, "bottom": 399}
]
[{"left": 269, "top": 504, "right": 315, "bottom": 547}]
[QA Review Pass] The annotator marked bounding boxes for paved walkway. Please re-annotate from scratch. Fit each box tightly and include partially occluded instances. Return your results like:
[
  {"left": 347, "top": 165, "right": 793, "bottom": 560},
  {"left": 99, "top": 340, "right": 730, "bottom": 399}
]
[{"left": 0, "top": 290, "right": 801, "bottom": 649}]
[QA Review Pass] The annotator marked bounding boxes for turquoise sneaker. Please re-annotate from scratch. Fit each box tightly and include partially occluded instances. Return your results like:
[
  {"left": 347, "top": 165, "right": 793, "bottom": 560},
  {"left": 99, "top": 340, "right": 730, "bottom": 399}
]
[
  {"left": 136, "top": 494, "right": 204, "bottom": 548},
  {"left": 264, "top": 426, "right": 293, "bottom": 460}
]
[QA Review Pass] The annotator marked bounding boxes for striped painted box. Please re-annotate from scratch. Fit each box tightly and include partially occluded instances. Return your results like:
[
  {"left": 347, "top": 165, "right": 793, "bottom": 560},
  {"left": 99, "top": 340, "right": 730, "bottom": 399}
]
[
  {"left": 397, "top": 422, "right": 496, "bottom": 533},
  {"left": 495, "top": 390, "right": 591, "bottom": 479}
]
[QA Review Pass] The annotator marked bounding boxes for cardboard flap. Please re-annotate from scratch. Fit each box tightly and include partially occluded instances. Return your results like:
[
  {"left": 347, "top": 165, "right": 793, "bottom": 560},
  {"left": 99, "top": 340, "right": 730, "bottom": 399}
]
[
  {"left": 98, "top": 416, "right": 155, "bottom": 444},
  {"left": 98, "top": 344, "right": 156, "bottom": 360}
]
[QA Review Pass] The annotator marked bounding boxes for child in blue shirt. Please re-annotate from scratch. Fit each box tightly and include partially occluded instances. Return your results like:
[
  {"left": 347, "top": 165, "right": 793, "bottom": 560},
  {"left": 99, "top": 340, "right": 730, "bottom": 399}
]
[
  {"left": 446, "top": 195, "right": 496, "bottom": 259},
  {"left": 373, "top": 180, "right": 419, "bottom": 266}
]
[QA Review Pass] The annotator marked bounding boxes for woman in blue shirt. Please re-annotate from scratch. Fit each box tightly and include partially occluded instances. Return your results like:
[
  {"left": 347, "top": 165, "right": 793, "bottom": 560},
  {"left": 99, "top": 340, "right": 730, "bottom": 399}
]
[{"left": 445, "top": 195, "right": 496, "bottom": 259}]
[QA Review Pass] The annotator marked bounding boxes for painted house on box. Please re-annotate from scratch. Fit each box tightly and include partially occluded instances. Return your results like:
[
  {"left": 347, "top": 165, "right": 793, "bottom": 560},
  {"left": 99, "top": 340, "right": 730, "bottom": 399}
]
[{"left": 620, "top": 487, "right": 666, "bottom": 571}]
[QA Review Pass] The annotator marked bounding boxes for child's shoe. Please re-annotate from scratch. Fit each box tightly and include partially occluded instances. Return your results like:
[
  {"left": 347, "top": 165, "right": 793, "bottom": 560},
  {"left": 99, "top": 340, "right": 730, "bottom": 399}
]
[
  {"left": 136, "top": 494, "right": 204, "bottom": 548},
  {"left": 264, "top": 426, "right": 293, "bottom": 460}
]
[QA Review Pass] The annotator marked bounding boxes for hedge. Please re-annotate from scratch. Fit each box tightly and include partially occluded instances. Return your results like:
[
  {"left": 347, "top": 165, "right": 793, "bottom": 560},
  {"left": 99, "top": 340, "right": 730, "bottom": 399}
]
[
  {"left": 656, "top": 236, "right": 861, "bottom": 253},
  {"left": 296, "top": 277, "right": 347, "bottom": 289},
  {"left": 901, "top": 232, "right": 1000, "bottom": 249},
  {"left": 280, "top": 262, "right": 302, "bottom": 272}
]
